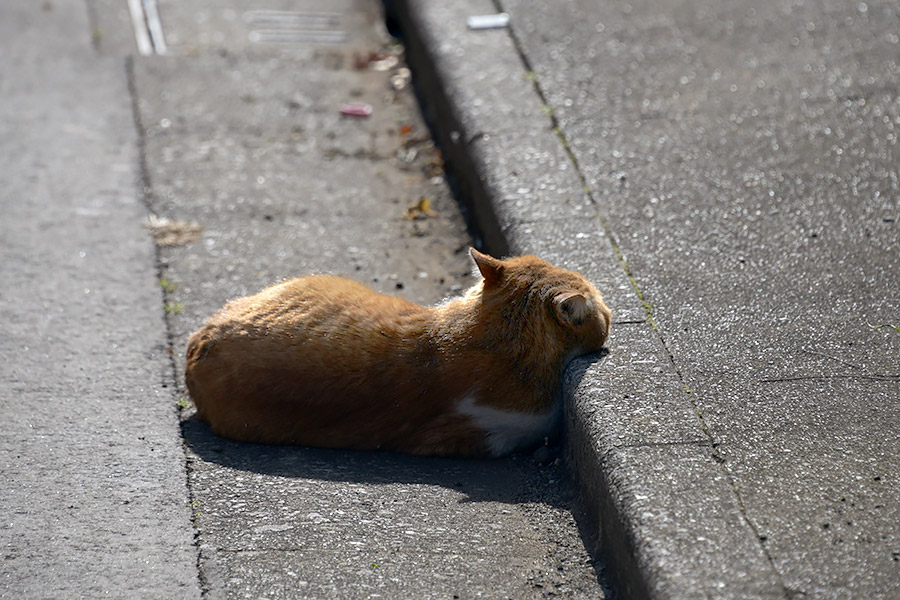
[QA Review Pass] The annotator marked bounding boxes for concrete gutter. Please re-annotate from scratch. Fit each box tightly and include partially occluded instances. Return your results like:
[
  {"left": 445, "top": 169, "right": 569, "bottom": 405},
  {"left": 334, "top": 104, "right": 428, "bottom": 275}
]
[{"left": 390, "top": 1, "right": 787, "bottom": 597}]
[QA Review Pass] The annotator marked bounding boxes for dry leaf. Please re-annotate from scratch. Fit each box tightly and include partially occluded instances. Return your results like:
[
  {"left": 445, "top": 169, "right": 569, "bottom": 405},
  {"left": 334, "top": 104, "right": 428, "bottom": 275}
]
[
  {"left": 146, "top": 214, "right": 203, "bottom": 247},
  {"left": 404, "top": 197, "right": 438, "bottom": 220}
]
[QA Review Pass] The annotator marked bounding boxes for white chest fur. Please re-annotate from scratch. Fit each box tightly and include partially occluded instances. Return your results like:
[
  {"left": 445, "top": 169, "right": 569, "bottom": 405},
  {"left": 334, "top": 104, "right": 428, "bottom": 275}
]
[{"left": 455, "top": 396, "right": 559, "bottom": 457}]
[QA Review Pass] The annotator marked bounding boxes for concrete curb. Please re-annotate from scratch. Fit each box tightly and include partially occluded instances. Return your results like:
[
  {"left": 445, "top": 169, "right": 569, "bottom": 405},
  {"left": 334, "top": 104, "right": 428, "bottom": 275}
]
[{"left": 391, "top": 1, "right": 787, "bottom": 598}]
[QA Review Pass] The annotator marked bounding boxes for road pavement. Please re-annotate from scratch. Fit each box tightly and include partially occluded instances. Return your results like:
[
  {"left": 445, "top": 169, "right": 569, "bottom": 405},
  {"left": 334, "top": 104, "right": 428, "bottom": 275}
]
[
  {"left": 1, "top": 2, "right": 198, "bottom": 597},
  {"left": 393, "top": 0, "right": 900, "bottom": 598}
]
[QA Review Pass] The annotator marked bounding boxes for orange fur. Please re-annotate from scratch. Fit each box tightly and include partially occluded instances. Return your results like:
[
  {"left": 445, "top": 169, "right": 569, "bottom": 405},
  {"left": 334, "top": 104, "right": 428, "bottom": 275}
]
[{"left": 184, "top": 249, "right": 611, "bottom": 457}]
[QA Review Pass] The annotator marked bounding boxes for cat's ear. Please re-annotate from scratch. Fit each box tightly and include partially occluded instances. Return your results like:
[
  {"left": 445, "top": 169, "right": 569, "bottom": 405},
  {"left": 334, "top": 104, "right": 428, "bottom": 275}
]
[
  {"left": 554, "top": 292, "right": 590, "bottom": 326},
  {"left": 470, "top": 248, "right": 504, "bottom": 287}
]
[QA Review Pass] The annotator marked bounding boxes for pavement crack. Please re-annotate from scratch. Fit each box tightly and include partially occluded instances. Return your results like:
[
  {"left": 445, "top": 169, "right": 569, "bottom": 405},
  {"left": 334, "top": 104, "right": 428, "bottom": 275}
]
[
  {"left": 494, "top": 1, "right": 658, "bottom": 334},
  {"left": 611, "top": 439, "right": 713, "bottom": 451},
  {"left": 126, "top": 55, "right": 208, "bottom": 599},
  {"left": 84, "top": 0, "right": 102, "bottom": 52},
  {"left": 493, "top": 5, "right": 795, "bottom": 596},
  {"left": 798, "top": 349, "right": 865, "bottom": 370},
  {"left": 759, "top": 374, "right": 900, "bottom": 383}
]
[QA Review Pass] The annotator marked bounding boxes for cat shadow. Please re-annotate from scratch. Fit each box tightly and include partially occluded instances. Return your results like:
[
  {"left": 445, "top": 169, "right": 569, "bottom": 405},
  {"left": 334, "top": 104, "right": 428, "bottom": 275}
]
[
  {"left": 181, "top": 415, "right": 574, "bottom": 508},
  {"left": 563, "top": 349, "right": 609, "bottom": 393}
]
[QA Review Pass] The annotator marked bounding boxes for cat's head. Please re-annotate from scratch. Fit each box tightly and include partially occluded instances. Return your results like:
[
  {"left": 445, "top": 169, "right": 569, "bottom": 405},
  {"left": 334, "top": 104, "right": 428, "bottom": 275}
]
[{"left": 469, "top": 248, "right": 612, "bottom": 354}]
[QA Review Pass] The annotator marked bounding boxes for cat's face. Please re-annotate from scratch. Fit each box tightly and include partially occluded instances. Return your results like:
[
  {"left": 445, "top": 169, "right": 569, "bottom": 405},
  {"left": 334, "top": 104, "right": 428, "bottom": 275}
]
[
  {"left": 554, "top": 287, "right": 611, "bottom": 354},
  {"left": 542, "top": 265, "right": 611, "bottom": 356},
  {"left": 470, "top": 249, "right": 612, "bottom": 355}
]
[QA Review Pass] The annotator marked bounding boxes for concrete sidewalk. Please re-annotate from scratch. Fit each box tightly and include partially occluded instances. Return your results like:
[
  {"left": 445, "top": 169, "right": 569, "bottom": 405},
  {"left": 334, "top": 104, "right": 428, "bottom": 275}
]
[{"left": 392, "top": 0, "right": 900, "bottom": 598}]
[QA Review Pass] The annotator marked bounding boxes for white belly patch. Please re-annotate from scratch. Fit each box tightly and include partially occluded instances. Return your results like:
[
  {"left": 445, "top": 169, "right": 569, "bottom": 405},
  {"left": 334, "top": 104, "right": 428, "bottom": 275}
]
[{"left": 456, "top": 396, "right": 558, "bottom": 457}]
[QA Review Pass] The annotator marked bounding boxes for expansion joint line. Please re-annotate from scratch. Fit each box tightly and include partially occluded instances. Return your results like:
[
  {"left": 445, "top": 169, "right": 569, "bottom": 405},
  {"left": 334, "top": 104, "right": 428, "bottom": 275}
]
[
  {"left": 489, "top": 2, "right": 654, "bottom": 331},
  {"left": 125, "top": 57, "right": 209, "bottom": 597},
  {"left": 493, "top": 3, "right": 791, "bottom": 596}
]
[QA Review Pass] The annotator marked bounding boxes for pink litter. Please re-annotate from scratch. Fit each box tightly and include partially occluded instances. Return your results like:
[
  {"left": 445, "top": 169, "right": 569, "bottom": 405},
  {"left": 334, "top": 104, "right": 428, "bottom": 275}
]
[{"left": 339, "top": 102, "right": 373, "bottom": 117}]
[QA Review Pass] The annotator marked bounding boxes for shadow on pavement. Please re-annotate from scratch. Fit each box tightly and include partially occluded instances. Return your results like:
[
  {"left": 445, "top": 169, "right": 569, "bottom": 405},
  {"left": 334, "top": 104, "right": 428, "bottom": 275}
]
[{"left": 181, "top": 415, "right": 578, "bottom": 508}]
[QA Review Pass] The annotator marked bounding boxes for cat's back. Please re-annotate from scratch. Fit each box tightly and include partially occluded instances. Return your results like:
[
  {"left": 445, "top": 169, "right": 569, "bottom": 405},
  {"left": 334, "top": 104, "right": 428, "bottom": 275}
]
[
  {"left": 202, "top": 274, "right": 425, "bottom": 332},
  {"left": 186, "top": 274, "right": 432, "bottom": 378},
  {"left": 185, "top": 273, "right": 444, "bottom": 445}
]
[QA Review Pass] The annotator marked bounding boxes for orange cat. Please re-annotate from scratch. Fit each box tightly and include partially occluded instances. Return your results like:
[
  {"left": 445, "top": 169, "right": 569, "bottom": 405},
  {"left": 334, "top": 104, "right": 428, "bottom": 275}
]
[{"left": 184, "top": 249, "right": 611, "bottom": 457}]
